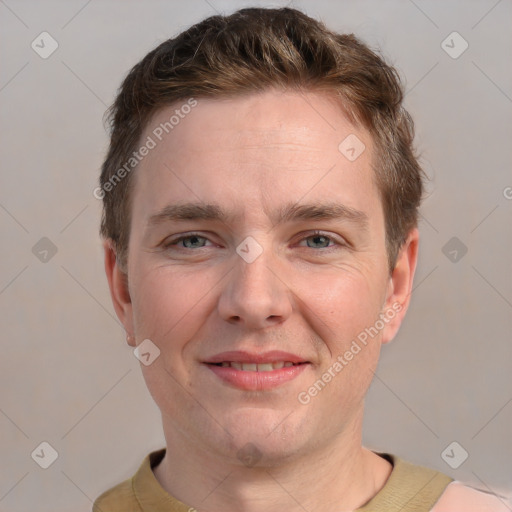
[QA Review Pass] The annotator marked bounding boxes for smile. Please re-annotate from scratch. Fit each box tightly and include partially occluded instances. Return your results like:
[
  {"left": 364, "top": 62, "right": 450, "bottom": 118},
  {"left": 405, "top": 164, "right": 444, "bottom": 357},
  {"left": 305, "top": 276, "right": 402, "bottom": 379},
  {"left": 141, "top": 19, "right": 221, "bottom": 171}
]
[{"left": 211, "top": 361, "right": 302, "bottom": 371}]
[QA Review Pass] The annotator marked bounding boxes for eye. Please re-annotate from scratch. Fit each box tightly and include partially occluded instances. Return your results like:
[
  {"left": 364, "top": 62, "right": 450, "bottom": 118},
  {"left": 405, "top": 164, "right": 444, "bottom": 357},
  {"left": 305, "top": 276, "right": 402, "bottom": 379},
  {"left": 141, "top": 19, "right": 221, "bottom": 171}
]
[
  {"left": 165, "top": 233, "right": 211, "bottom": 249},
  {"left": 298, "top": 231, "right": 339, "bottom": 249}
]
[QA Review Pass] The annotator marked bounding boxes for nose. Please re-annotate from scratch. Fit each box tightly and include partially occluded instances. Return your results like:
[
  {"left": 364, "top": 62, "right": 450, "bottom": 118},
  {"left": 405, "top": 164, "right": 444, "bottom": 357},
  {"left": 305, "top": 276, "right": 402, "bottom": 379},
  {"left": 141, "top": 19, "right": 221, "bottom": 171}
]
[{"left": 217, "top": 248, "right": 293, "bottom": 329}]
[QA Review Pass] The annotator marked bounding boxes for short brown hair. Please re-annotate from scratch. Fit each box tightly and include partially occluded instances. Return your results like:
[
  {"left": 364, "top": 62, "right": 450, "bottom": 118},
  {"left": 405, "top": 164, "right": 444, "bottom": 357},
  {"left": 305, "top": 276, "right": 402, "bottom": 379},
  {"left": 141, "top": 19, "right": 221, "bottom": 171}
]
[{"left": 99, "top": 7, "right": 424, "bottom": 272}]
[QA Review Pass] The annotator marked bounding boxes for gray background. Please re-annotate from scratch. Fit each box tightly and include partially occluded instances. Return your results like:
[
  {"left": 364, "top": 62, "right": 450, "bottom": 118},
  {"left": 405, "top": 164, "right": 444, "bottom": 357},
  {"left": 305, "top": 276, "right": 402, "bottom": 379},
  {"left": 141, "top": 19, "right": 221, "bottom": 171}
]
[{"left": 1, "top": 1, "right": 511, "bottom": 510}]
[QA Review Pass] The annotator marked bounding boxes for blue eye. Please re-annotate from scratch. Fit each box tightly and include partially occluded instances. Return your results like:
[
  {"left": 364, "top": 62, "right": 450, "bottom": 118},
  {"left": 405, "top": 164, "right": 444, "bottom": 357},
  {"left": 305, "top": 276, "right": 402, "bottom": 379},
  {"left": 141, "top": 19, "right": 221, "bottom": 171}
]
[
  {"left": 297, "top": 231, "right": 340, "bottom": 250},
  {"left": 164, "top": 233, "right": 211, "bottom": 249},
  {"left": 162, "top": 231, "right": 343, "bottom": 254}
]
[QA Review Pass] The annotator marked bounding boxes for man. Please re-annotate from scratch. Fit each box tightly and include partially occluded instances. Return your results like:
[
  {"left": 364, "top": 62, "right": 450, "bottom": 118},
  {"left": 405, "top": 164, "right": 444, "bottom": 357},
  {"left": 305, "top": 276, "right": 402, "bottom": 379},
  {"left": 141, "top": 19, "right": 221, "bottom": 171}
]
[{"left": 93, "top": 7, "right": 508, "bottom": 512}]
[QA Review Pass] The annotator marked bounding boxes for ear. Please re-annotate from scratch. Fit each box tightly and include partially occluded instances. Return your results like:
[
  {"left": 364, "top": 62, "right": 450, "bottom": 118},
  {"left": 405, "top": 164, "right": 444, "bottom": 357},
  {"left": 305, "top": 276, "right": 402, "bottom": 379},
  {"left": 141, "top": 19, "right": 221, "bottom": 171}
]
[
  {"left": 103, "top": 240, "right": 135, "bottom": 347},
  {"left": 381, "top": 228, "right": 419, "bottom": 344}
]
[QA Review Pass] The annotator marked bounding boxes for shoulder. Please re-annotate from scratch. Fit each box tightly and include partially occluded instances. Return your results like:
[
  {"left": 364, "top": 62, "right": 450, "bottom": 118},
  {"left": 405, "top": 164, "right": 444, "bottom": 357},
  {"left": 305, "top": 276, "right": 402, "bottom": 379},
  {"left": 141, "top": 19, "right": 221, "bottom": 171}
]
[
  {"left": 92, "top": 477, "right": 141, "bottom": 512},
  {"left": 431, "top": 481, "right": 511, "bottom": 512},
  {"left": 360, "top": 453, "right": 510, "bottom": 512},
  {"left": 92, "top": 449, "right": 167, "bottom": 512},
  {"left": 357, "top": 453, "right": 453, "bottom": 511}
]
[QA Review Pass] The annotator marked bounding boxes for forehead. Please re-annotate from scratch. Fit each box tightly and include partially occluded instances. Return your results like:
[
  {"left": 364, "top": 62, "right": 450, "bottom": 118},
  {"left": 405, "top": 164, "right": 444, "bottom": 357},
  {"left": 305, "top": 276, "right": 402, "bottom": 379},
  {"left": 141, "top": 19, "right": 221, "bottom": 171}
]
[
  {"left": 132, "top": 89, "right": 378, "bottom": 224},
  {"left": 145, "top": 89, "right": 369, "bottom": 161}
]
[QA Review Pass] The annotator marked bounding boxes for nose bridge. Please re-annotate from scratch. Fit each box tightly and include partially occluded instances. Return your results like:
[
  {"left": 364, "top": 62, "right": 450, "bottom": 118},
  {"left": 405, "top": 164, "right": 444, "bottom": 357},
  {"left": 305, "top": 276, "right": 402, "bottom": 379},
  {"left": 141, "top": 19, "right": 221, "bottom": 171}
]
[{"left": 217, "top": 240, "right": 292, "bottom": 327}]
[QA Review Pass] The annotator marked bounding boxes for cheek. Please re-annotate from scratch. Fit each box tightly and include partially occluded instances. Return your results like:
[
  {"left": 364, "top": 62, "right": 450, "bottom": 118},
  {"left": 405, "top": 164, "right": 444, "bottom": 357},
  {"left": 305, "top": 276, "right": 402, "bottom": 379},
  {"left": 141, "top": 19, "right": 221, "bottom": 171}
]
[
  {"left": 129, "top": 266, "right": 214, "bottom": 347},
  {"left": 129, "top": 267, "right": 216, "bottom": 414},
  {"left": 299, "top": 267, "right": 385, "bottom": 343},
  {"left": 296, "top": 270, "right": 384, "bottom": 400}
]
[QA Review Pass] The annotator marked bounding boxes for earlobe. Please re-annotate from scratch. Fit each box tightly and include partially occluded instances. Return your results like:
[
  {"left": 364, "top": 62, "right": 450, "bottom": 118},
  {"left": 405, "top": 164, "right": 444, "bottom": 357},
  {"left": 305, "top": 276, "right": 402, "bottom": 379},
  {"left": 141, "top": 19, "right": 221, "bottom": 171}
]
[
  {"left": 103, "top": 240, "right": 134, "bottom": 344},
  {"left": 381, "top": 228, "right": 419, "bottom": 344}
]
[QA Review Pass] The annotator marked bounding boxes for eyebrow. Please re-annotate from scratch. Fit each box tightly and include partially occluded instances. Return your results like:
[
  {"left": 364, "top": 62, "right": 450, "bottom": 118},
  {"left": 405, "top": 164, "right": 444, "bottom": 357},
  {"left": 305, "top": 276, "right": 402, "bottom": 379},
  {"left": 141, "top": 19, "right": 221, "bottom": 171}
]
[{"left": 147, "top": 201, "right": 369, "bottom": 229}]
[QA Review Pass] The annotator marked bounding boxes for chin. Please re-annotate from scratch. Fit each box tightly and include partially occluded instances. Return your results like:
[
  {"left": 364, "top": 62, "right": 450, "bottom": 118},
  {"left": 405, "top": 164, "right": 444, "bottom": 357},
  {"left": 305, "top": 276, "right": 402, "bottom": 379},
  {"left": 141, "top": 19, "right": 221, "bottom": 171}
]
[{"left": 203, "top": 406, "right": 311, "bottom": 466}]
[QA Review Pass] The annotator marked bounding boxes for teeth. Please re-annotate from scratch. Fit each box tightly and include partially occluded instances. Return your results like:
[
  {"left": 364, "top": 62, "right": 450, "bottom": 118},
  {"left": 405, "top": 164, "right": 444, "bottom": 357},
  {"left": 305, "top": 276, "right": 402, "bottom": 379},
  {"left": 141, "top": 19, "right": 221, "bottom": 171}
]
[{"left": 218, "top": 361, "right": 297, "bottom": 371}]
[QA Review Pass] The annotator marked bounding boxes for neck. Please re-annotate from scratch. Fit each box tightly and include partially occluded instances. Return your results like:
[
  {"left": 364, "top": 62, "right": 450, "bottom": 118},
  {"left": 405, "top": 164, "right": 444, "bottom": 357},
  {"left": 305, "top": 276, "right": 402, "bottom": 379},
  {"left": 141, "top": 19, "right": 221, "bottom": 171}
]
[{"left": 153, "top": 415, "right": 392, "bottom": 512}]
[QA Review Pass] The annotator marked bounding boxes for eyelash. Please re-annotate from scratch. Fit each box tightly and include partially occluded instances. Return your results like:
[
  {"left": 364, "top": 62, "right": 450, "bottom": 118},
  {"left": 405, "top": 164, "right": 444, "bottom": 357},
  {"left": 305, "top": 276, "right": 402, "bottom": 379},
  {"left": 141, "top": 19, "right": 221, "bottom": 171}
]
[{"left": 163, "top": 230, "right": 344, "bottom": 251}]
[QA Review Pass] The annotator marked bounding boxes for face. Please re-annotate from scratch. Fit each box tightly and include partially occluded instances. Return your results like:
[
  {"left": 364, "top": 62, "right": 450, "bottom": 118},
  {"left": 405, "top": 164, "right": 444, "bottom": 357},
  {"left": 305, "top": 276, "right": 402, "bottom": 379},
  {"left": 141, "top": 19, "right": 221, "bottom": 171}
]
[{"left": 105, "top": 89, "right": 418, "bottom": 465}]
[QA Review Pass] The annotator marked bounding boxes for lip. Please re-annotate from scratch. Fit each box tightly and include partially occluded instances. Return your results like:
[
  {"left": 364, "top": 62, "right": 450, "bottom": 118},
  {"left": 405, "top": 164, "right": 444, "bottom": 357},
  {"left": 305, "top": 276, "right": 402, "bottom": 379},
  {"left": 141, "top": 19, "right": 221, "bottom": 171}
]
[
  {"left": 203, "top": 351, "right": 310, "bottom": 391},
  {"left": 206, "top": 363, "right": 308, "bottom": 390},
  {"left": 204, "top": 350, "right": 307, "bottom": 365}
]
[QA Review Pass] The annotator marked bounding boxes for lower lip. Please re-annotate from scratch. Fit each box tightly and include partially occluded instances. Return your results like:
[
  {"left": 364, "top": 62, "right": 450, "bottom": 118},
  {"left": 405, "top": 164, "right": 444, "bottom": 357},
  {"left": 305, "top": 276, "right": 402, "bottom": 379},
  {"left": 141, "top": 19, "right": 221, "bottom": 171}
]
[{"left": 205, "top": 363, "right": 309, "bottom": 390}]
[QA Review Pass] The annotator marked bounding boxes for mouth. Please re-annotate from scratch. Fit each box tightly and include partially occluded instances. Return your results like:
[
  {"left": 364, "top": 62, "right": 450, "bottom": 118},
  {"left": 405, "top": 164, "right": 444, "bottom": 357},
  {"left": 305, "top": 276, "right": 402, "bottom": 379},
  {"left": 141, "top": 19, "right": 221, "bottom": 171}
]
[
  {"left": 203, "top": 351, "right": 310, "bottom": 390},
  {"left": 208, "top": 361, "right": 305, "bottom": 371}
]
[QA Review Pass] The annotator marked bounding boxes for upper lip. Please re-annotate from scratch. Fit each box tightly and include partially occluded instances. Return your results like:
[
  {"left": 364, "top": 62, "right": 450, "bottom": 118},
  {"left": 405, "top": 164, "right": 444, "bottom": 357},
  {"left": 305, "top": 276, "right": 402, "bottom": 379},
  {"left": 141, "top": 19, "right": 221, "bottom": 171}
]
[{"left": 204, "top": 350, "right": 308, "bottom": 364}]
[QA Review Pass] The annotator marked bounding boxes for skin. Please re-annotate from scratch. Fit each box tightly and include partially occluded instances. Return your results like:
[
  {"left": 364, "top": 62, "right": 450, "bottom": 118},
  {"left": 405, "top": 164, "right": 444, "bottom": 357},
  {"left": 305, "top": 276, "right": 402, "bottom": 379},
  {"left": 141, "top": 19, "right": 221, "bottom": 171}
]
[{"left": 104, "top": 89, "right": 419, "bottom": 512}]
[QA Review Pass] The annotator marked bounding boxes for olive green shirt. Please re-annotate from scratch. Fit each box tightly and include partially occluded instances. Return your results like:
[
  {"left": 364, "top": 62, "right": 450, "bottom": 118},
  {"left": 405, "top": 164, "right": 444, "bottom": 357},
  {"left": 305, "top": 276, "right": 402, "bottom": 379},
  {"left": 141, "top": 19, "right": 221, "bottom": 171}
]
[{"left": 93, "top": 449, "right": 455, "bottom": 511}]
